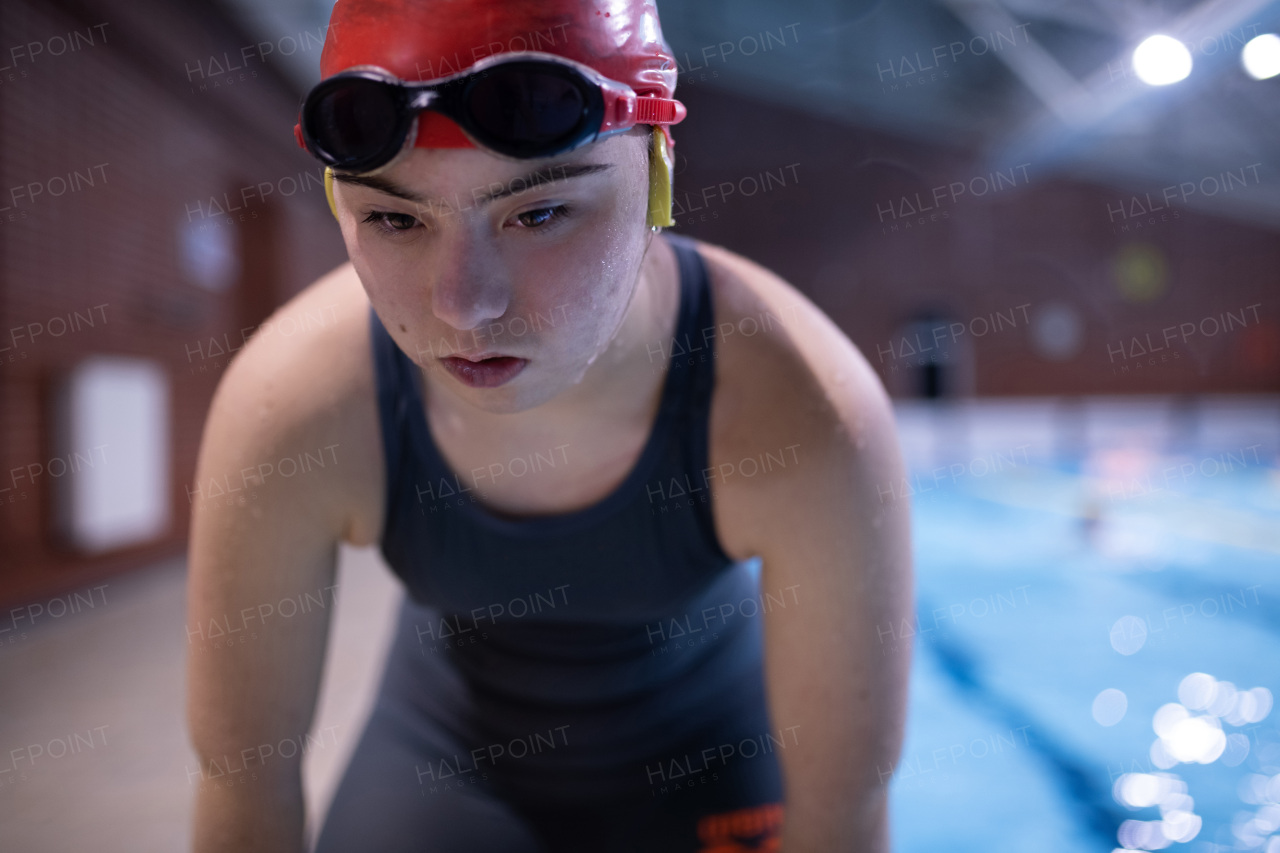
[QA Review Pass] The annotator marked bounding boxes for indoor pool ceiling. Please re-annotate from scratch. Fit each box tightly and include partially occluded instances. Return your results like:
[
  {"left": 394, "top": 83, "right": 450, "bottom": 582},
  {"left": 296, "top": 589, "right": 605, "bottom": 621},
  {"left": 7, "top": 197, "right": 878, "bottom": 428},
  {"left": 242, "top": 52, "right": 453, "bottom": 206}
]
[{"left": 222, "top": 0, "right": 1280, "bottom": 227}]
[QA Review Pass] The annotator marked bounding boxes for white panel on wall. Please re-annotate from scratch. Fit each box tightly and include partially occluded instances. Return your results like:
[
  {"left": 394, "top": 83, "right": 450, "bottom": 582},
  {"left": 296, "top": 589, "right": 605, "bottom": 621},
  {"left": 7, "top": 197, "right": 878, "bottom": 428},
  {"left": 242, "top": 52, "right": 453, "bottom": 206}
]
[
  {"left": 55, "top": 356, "right": 171, "bottom": 553},
  {"left": 178, "top": 217, "right": 239, "bottom": 293}
]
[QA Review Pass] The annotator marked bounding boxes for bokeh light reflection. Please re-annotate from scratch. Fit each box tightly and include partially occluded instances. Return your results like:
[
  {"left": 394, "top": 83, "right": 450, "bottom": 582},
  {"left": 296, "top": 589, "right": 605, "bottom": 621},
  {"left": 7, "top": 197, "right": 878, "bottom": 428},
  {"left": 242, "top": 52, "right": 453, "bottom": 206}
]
[
  {"left": 1241, "top": 33, "right": 1280, "bottom": 80},
  {"left": 1094, "top": 688, "right": 1129, "bottom": 726},
  {"left": 1158, "top": 808, "right": 1200, "bottom": 843},
  {"left": 1207, "top": 681, "right": 1238, "bottom": 718},
  {"left": 1222, "top": 733, "right": 1252, "bottom": 768},
  {"left": 1113, "top": 772, "right": 1183, "bottom": 808},
  {"left": 1132, "top": 34, "right": 1193, "bottom": 86},
  {"left": 1110, "top": 615, "right": 1149, "bottom": 655},
  {"left": 1165, "top": 714, "right": 1226, "bottom": 764},
  {"left": 1177, "top": 673, "right": 1218, "bottom": 711},
  {"left": 1118, "top": 817, "right": 1172, "bottom": 849},
  {"left": 1227, "top": 687, "right": 1274, "bottom": 726},
  {"left": 1150, "top": 737, "right": 1179, "bottom": 771}
]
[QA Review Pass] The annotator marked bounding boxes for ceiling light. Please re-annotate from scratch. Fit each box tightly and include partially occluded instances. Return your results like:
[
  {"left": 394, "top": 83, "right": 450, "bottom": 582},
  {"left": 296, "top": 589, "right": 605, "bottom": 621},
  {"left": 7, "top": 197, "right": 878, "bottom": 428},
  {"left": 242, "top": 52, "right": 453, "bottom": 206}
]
[
  {"left": 1242, "top": 33, "right": 1280, "bottom": 80},
  {"left": 1133, "top": 34, "right": 1193, "bottom": 85}
]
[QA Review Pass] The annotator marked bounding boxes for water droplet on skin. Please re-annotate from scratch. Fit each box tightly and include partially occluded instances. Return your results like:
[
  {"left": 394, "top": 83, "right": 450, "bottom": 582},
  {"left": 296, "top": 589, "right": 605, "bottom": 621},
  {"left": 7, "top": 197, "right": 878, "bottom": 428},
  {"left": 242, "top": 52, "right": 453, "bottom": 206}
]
[{"left": 832, "top": 372, "right": 847, "bottom": 385}]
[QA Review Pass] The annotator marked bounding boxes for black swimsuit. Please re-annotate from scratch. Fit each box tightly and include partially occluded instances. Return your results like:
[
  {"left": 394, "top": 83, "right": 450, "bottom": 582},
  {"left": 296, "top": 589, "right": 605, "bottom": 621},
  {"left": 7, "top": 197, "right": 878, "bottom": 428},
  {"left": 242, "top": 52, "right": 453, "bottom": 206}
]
[{"left": 314, "top": 235, "right": 787, "bottom": 853}]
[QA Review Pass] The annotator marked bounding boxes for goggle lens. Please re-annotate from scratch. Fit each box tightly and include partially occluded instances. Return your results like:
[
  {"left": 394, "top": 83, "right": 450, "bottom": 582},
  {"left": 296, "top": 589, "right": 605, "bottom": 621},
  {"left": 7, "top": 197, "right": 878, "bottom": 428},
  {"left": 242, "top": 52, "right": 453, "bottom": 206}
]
[
  {"left": 307, "top": 77, "right": 406, "bottom": 168},
  {"left": 464, "top": 64, "right": 592, "bottom": 157}
]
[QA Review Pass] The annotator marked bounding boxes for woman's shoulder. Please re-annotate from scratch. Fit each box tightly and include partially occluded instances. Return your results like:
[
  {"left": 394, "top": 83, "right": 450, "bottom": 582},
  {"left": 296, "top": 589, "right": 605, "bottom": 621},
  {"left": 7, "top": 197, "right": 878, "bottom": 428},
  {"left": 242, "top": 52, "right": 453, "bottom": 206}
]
[
  {"left": 682, "top": 236, "right": 882, "bottom": 416},
  {"left": 681, "top": 237, "right": 900, "bottom": 560},
  {"left": 211, "top": 260, "right": 385, "bottom": 546},
  {"left": 220, "top": 261, "right": 373, "bottom": 417}
]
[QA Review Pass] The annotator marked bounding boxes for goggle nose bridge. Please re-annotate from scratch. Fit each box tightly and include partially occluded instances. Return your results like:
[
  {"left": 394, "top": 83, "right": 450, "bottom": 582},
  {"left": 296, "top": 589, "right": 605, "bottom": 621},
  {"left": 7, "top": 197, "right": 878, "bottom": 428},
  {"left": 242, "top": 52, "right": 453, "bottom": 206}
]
[{"left": 408, "top": 88, "right": 440, "bottom": 110}]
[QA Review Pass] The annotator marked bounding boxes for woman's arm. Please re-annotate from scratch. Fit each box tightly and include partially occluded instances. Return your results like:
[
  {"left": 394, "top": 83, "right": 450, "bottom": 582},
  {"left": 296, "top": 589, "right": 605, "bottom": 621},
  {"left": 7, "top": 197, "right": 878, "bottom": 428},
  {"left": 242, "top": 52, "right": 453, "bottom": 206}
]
[
  {"left": 752, "top": 361, "right": 913, "bottom": 853},
  {"left": 707, "top": 264, "right": 915, "bottom": 852},
  {"left": 185, "top": 324, "right": 351, "bottom": 853}
]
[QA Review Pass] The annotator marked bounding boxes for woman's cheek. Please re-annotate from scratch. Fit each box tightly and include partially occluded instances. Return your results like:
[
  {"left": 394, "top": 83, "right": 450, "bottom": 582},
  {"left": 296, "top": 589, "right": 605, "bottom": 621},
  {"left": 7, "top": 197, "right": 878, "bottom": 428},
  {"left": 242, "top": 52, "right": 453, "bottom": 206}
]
[
  {"left": 351, "top": 232, "right": 423, "bottom": 304},
  {"left": 349, "top": 250, "right": 418, "bottom": 341}
]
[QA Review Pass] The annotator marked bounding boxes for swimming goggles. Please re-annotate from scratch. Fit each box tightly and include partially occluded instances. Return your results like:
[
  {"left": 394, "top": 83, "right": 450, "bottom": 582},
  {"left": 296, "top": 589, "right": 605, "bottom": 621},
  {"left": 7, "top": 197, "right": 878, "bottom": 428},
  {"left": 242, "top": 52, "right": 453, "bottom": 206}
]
[{"left": 294, "top": 51, "right": 686, "bottom": 172}]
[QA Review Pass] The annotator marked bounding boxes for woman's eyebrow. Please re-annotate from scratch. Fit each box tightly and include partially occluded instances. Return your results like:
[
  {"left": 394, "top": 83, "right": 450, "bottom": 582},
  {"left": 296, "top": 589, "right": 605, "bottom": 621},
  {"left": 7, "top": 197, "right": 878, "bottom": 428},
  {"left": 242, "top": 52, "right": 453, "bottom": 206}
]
[
  {"left": 484, "top": 162, "right": 614, "bottom": 204},
  {"left": 331, "top": 172, "right": 429, "bottom": 204},
  {"left": 332, "top": 162, "right": 615, "bottom": 209}
]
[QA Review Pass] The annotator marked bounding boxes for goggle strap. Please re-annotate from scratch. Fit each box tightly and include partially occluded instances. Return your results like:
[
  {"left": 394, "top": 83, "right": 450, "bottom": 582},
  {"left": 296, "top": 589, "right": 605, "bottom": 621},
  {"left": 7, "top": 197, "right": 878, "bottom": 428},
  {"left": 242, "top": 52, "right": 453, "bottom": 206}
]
[{"left": 635, "top": 97, "right": 684, "bottom": 125}]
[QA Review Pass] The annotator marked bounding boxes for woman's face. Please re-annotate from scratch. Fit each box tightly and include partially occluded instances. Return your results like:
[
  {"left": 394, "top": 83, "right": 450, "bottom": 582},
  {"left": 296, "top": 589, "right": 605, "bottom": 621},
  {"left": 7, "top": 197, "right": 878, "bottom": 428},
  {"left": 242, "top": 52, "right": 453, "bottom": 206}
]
[{"left": 331, "top": 127, "right": 653, "bottom": 415}]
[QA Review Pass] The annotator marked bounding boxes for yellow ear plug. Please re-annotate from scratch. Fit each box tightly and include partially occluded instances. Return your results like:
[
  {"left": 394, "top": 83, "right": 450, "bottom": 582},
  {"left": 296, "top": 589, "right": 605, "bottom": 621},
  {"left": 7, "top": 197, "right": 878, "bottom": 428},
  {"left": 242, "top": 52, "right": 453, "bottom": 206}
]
[
  {"left": 324, "top": 167, "right": 339, "bottom": 221},
  {"left": 647, "top": 126, "right": 675, "bottom": 229}
]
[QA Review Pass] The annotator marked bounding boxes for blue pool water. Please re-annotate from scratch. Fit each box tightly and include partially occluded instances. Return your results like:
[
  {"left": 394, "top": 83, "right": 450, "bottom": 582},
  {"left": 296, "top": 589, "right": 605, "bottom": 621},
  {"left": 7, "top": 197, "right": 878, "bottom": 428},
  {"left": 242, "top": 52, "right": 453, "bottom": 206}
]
[{"left": 887, "top": 446, "right": 1280, "bottom": 853}]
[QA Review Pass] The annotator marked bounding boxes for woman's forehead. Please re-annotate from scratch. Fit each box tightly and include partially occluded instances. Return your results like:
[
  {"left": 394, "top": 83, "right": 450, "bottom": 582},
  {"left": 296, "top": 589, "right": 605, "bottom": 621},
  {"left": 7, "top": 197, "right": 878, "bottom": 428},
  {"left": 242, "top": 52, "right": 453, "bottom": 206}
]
[{"left": 377, "top": 132, "right": 646, "bottom": 199}]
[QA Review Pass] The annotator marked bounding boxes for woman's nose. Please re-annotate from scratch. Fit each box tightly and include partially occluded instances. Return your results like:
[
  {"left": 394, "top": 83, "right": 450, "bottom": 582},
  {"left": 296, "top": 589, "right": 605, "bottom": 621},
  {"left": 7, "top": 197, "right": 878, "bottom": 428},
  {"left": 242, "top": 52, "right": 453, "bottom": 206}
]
[{"left": 428, "top": 231, "right": 510, "bottom": 333}]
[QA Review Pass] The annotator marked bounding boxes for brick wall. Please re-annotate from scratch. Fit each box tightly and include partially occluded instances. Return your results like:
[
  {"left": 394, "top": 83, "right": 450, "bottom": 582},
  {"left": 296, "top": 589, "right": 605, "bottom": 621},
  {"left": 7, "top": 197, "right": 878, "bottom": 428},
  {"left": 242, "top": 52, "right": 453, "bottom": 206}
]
[
  {"left": 0, "top": 0, "right": 348, "bottom": 608},
  {"left": 669, "top": 84, "right": 1280, "bottom": 397}
]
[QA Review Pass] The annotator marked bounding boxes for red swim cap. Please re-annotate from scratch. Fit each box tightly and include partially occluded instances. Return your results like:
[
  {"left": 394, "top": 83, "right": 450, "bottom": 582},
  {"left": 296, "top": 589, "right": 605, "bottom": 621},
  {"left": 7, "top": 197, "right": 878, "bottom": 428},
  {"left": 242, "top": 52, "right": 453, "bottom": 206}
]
[{"left": 319, "top": 0, "right": 680, "bottom": 150}]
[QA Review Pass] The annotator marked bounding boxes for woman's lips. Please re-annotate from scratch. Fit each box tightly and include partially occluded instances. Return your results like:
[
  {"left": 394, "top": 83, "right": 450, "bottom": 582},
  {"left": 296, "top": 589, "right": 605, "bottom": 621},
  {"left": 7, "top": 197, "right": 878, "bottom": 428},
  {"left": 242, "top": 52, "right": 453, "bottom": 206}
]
[{"left": 440, "top": 355, "right": 529, "bottom": 388}]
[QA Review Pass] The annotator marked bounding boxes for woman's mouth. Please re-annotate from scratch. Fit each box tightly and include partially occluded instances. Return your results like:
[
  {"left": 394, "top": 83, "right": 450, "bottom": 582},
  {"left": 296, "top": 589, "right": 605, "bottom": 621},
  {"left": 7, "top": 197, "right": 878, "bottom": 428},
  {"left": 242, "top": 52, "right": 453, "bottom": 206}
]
[{"left": 439, "top": 355, "right": 529, "bottom": 388}]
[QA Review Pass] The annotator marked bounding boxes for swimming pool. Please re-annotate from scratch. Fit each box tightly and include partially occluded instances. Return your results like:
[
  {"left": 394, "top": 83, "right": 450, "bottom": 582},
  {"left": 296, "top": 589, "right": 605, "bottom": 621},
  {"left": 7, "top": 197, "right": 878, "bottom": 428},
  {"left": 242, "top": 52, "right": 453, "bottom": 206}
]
[{"left": 886, "top": 397, "right": 1280, "bottom": 852}]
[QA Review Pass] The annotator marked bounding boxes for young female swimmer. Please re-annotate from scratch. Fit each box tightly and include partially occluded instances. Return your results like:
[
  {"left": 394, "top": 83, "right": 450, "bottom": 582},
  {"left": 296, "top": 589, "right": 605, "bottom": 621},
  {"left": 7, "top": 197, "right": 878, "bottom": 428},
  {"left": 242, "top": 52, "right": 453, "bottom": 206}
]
[{"left": 184, "top": 1, "right": 913, "bottom": 851}]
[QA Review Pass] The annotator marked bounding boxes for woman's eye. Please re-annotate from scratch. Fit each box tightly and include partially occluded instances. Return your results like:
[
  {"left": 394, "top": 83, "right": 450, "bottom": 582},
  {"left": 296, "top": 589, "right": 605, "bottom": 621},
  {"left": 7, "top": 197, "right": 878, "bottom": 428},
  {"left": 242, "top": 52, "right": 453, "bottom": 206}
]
[
  {"left": 514, "top": 205, "right": 569, "bottom": 229},
  {"left": 363, "top": 211, "right": 419, "bottom": 233}
]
